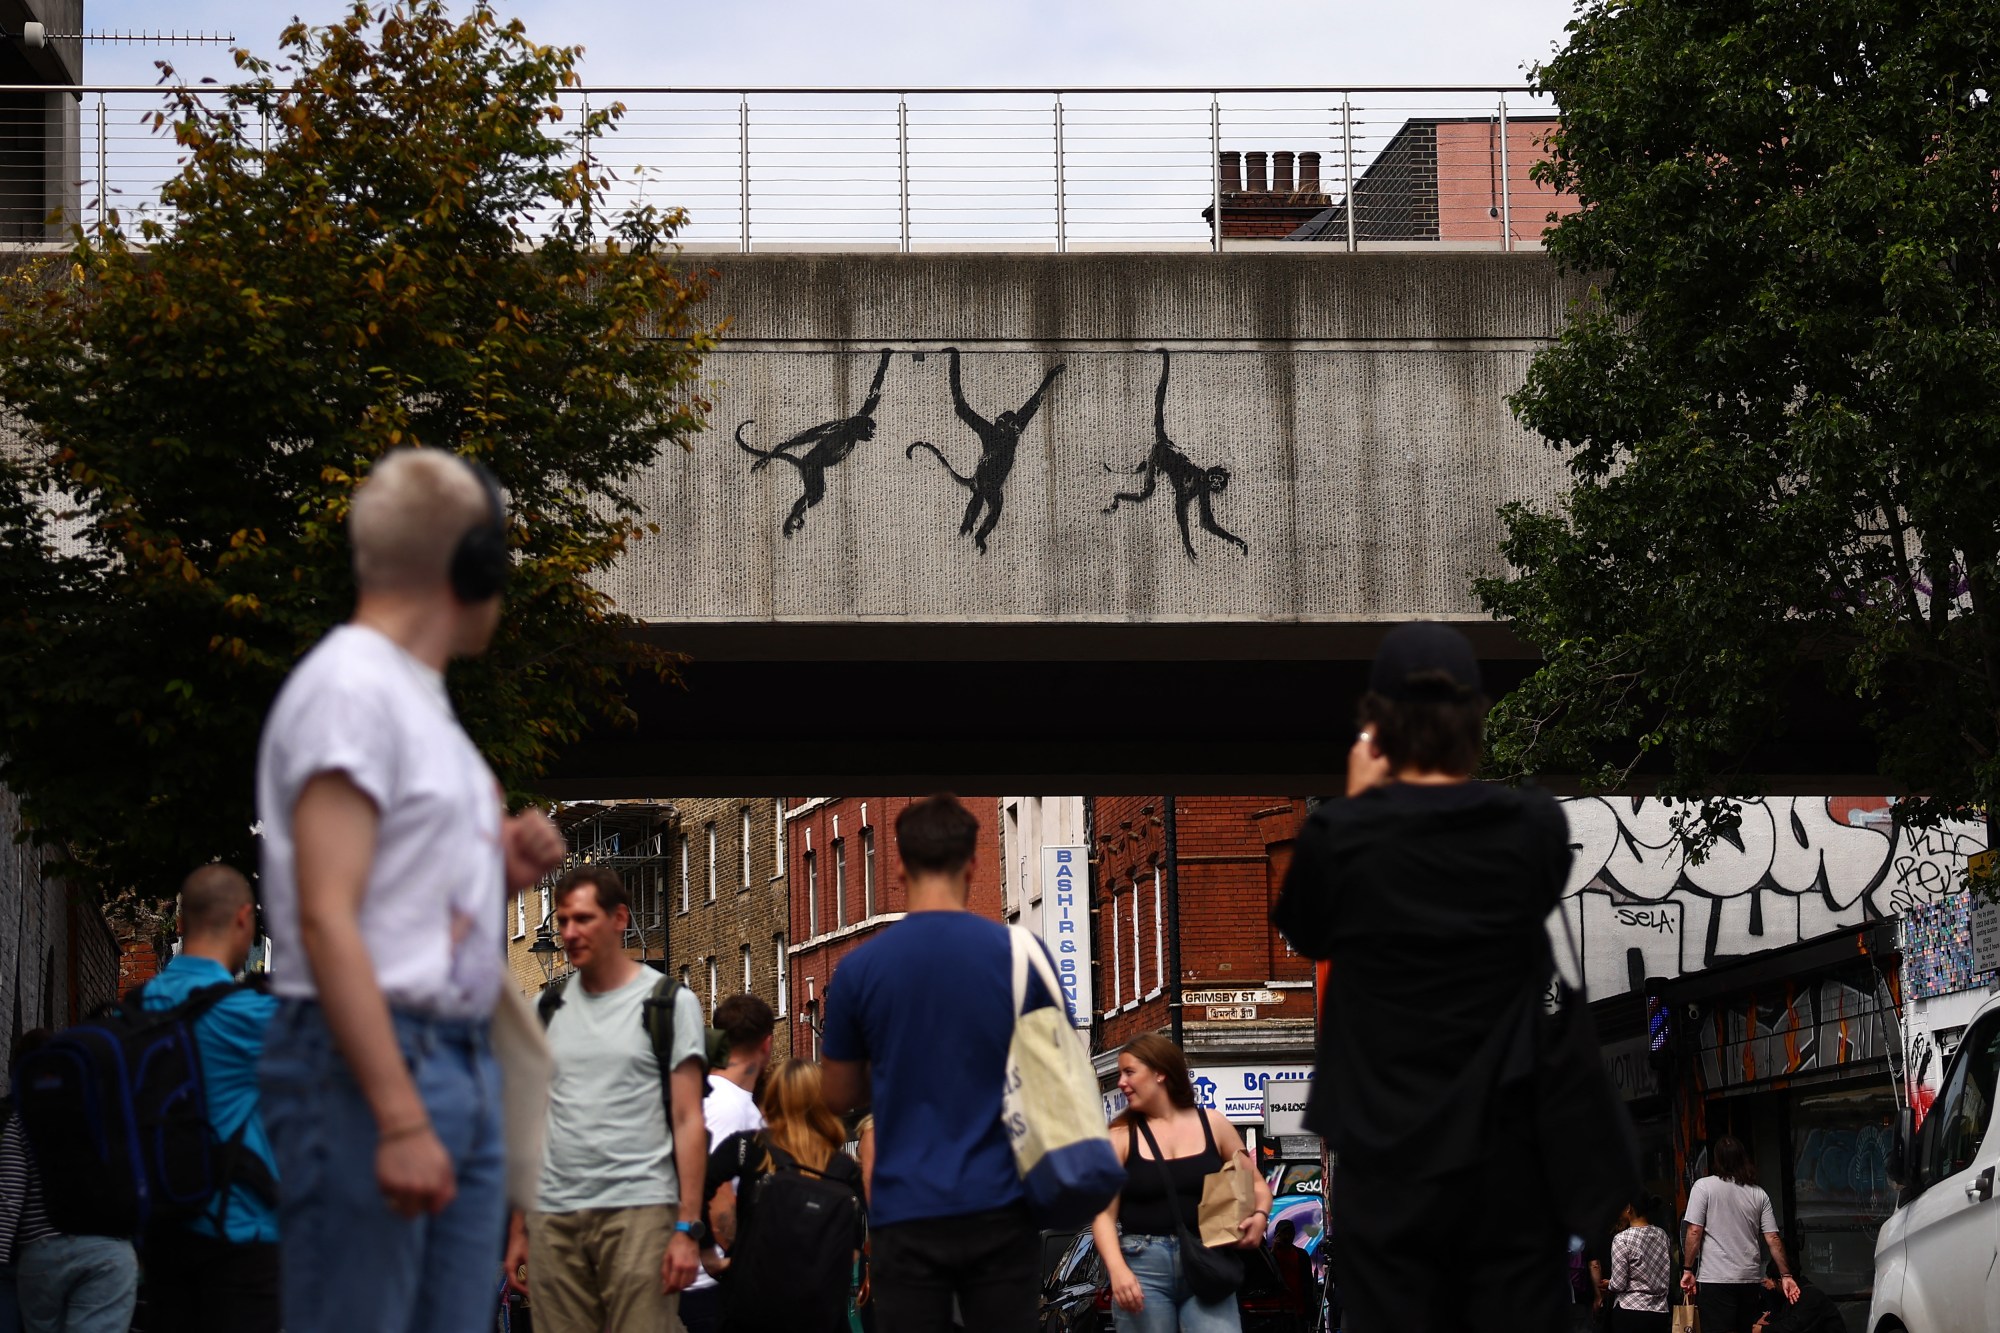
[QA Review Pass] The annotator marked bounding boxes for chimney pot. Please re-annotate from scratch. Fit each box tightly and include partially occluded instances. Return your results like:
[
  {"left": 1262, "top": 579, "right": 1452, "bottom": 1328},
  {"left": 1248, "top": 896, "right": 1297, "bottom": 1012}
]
[
  {"left": 1298, "top": 151, "right": 1323, "bottom": 200},
  {"left": 1244, "top": 150, "right": 1268, "bottom": 193},
  {"left": 1220, "top": 150, "right": 1243, "bottom": 196},
  {"left": 1273, "top": 150, "right": 1296, "bottom": 197}
]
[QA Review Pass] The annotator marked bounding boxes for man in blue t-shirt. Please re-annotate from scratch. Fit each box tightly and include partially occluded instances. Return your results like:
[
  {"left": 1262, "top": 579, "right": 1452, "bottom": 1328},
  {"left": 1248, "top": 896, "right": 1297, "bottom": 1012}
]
[
  {"left": 140, "top": 864, "right": 281, "bottom": 1333},
  {"left": 822, "top": 795, "right": 1059, "bottom": 1333}
]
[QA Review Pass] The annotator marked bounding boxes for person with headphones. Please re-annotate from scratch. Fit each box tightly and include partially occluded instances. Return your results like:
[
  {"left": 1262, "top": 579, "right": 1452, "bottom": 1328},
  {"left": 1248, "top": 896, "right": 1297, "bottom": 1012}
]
[{"left": 254, "top": 449, "right": 567, "bottom": 1333}]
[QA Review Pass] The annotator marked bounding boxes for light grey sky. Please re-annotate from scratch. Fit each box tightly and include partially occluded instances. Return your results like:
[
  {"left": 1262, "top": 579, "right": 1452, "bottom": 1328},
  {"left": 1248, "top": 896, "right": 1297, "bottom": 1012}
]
[{"left": 83, "top": 1, "right": 1579, "bottom": 89}]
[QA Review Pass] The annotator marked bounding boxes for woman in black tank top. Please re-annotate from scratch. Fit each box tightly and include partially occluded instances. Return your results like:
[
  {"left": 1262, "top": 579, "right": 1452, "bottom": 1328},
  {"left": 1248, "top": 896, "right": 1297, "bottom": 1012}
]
[{"left": 1088, "top": 1036, "right": 1274, "bottom": 1332}]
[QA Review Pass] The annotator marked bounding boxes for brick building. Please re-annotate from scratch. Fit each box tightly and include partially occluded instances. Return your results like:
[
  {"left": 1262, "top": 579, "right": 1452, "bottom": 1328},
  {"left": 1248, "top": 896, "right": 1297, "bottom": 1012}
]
[
  {"left": 505, "top": 798, "right": 793, "bottom": 1058},
  {"left": 1212, "top": 114, "right": 1582, "bottom": 245},
  {"left": 782, "top": 796, "right": 1006, "bottom": 1060},
  {"left": 1088, "top": 796, "right": 1315, "bottom": 1138},
  {"left": 0, "top": 785, "right": 120, "bottom": 1075}
]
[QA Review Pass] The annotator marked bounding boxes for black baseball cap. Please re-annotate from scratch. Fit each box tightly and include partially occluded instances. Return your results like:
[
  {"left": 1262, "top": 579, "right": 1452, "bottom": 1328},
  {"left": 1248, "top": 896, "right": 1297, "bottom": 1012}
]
[{"left": 1368, "top": 622, "right": 1483, "bottom": 702}]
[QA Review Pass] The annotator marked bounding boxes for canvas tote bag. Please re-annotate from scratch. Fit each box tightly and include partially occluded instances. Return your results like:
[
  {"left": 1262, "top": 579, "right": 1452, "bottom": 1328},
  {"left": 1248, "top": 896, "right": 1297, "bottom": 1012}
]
[
  {"left": 490, "top": 979, "right": 554, "bottom": 1211},
  {"left": 1000, "top": 927, "right": 1124, "bottom": 1229}
]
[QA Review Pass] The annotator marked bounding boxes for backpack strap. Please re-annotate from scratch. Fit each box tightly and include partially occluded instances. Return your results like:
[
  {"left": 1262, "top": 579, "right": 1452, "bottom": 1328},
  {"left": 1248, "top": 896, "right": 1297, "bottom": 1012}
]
[
  {"left": 642, "top": 976, "right": 707, "bottom": 1115},
  {"left": 535, "top": 974, "right": 571, "bottom": 1029}
]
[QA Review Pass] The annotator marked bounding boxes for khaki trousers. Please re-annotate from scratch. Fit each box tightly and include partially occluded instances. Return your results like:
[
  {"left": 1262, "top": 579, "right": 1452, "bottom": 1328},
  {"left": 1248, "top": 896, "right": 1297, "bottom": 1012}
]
[{"left": 527, "top": 1205, "right": 682, "bottom": 1333}]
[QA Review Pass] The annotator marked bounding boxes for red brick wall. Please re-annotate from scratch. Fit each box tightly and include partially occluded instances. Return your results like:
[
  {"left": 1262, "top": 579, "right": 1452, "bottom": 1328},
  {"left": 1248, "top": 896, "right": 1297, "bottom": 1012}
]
[
  {"left": 783, "top": 796, "right": 1005, "bottom": 1059},
  {"left": 1435, "top": 119, "right": 1581, "bottom": 244}
]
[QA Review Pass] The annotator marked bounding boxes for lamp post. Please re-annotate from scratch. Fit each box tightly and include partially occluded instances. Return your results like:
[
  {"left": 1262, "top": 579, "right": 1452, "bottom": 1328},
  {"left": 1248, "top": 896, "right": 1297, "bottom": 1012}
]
[{"left": 529, "top": 916, "right": 562, "bottom": 983}]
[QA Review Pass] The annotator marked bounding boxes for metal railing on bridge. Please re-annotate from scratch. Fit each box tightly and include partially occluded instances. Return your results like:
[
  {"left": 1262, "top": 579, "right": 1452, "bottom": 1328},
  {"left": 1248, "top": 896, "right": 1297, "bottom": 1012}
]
[{"left": 0, "top": 84, "right": 1574, "bottom": 253}]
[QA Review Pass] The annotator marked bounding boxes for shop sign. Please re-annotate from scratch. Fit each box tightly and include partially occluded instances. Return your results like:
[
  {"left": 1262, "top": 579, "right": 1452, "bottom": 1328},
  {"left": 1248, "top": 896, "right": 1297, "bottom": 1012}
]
[
  {"left": 1184, "top": 988, "right": 1280, "bottom": 1006},
  {"left": 1262, "top": 1078, "right": 1313, "bottom": 1136},
  {"left": 1205, "top": 1004, "right": 1258, "bottom": 1021},
  {"left": 1601, "top": 1035, "right": 1661, "bottom": 1102},
  {"left": 1189, "top": 1062, "right": 1315, "bottom": 1123},
  {"left": 1973, "top": 900, "right": 2000, "bottom": 975},
  {"left": 1102, "top": 1088, "right": 1129, "bottom": 1123},
  {"left": 1036, "top": 846, "right": 1091, "bottom": 1028}
]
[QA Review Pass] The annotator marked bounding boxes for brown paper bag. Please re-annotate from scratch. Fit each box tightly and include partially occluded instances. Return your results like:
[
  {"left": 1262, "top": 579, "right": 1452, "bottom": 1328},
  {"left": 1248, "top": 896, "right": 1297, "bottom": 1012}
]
[
  {"left": 1671, "top": 1296, "right": 1700, "bottom": 1333},
  {"left": 1196, "top": 1157, "right": 1258, "bottom": 1247}
]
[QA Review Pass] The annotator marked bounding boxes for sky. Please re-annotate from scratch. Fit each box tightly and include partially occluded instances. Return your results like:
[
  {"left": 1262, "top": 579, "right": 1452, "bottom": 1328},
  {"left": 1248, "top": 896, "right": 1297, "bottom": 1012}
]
[{"left": 81, "top": 1, "right": 1581, "bottom": 90}]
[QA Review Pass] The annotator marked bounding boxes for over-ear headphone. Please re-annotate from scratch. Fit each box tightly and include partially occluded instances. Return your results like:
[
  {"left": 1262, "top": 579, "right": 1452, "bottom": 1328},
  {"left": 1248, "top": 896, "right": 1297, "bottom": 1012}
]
[{"left": 449, "top": 463, "right": 511, "bottom": 604}]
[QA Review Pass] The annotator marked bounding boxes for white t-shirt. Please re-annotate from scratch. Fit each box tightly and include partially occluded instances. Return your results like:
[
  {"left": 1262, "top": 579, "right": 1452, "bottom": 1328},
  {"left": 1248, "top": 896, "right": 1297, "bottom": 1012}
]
[
  {"left": 256, "top": 625, "right": 505, "bottom": 1020},
  {"left": 688, "top": 1072, "right": 766, "bottom": 1293},
  {"left": 538, "top": 971, "right": 706, "bottom": 1213},
  {"left": 1685, "top": 1175, "right": 1778, "bottom": 1283}
]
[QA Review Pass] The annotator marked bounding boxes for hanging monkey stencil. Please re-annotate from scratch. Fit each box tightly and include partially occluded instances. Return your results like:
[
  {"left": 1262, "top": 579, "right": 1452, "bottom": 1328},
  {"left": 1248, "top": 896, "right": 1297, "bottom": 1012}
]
[
  {"left": 735, "top": 348, "right": 895, "bottom": 537},
  {"left": 905, "top": 349, "right": 1065, "bottom": 554},
  {"left": 1102, "top": 349, "right": 1249, "bottom": 560}
]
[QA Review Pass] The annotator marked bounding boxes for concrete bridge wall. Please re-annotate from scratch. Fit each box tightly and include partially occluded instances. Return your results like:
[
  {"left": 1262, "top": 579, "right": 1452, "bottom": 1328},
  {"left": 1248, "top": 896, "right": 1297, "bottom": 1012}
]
[{"left": 608, "top": 252, "right": 1590, "bottom": 637}]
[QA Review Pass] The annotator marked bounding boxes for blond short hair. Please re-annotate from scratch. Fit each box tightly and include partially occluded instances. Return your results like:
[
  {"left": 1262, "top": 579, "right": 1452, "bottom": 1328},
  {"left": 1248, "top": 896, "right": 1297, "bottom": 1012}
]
[{"left": 348, "top": 449, "right": 492, "bottom": 592}]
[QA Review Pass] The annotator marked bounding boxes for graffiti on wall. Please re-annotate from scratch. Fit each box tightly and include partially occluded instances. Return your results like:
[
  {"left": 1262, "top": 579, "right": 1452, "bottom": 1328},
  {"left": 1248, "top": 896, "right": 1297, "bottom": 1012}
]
[
  {"left": 905, "top": 348, "right": 1064, "bottom": 555},
  {"left": 735, "top": 348, "right": 895, "bottom": 537},
  {"left": 1101, "top": 349, "right": 1249, "bottom": 561},
  {"left": 1560, "top": 796, "right": 1985, "bottom": 1000}
]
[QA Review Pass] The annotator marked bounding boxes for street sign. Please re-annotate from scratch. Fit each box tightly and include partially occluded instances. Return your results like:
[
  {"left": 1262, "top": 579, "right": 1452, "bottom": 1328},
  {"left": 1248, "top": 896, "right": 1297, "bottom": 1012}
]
[
  {"left": 1969, "top": 848, "right": 1996, "bottom": 880},
  {"left": 1204, "top": 1004, "right": 1258, "bottom": 1021},
  {"left": 1036, "top": 846, "right": 1091, "bottom": 1029},
  {"left": 1973, "top": 901, "right": 2000, "bottom": 975},
  {"left": 1184, "top": 988, "right": 1279, "bottom": 1006},
  {"left": 1189, "top": 1063, "right": 1314, "bottom": 1123},
  {"left": 1262, "top": 1078, "right": 1313, "bottom": 1136}
]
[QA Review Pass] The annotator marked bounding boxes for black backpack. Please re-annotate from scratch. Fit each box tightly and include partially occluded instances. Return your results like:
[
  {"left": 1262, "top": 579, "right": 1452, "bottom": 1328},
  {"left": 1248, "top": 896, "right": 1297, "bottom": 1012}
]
[
  {"left": 723, "top": 1139, "right": 863, "bottom": 1333},
  {"left": 535, "top": 970, "right": 718, "bottom": 1101},
  {"left": 12, "top": 982, "right": 276, "bottom": 1239}
]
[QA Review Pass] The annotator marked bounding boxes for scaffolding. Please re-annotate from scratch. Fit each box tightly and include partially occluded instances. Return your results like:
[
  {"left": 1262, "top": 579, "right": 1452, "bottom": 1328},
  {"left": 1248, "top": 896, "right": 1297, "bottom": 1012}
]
[{"left": 534, "top": 800, "right": 679, "bottom": 985}]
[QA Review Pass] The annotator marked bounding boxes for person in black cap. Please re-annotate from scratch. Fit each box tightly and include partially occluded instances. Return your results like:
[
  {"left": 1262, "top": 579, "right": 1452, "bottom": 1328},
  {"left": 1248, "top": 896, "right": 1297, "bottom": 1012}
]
[{"left": 1272, "top": 622, "right": 1575, "bottom": 1332}]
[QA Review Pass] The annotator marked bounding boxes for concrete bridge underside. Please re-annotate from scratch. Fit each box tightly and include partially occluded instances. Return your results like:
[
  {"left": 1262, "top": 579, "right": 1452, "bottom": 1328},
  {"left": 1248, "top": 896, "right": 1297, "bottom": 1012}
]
[{"left": 547, "top": 253, "right": 1880, "bottom": 795}]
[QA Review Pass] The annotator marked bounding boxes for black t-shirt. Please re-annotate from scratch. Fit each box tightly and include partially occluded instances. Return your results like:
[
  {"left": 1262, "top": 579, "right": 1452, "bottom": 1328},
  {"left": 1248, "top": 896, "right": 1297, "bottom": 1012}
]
[
  {"left": 1272, "top": 781, "right": 1571, "bottom": 1176},
  {"left": 1118, "top": 1113, "right": 1224, "bottom": 1237}
]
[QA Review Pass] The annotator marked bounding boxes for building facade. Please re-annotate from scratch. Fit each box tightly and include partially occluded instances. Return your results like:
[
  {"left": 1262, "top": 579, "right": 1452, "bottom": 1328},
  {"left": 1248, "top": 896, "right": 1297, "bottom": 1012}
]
[
  {"left": 0, "top": 784, "right": 119, "bottom": 1074},
  {"left": 781, "top": 796, "right": 1006, "bottom": 1060}
]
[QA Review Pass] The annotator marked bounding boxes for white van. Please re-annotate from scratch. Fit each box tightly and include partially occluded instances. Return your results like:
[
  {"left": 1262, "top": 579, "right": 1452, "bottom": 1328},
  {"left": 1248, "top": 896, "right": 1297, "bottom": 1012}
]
[{"left": 1870, "top": 992, "right": 1999, "bottom": 1333}]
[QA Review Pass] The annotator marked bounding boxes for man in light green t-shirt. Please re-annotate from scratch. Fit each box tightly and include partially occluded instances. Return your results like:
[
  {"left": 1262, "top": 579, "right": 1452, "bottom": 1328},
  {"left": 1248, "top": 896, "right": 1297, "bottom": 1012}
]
[{"left": 503, "top": 867, "right": 708, "bottom": 1333}]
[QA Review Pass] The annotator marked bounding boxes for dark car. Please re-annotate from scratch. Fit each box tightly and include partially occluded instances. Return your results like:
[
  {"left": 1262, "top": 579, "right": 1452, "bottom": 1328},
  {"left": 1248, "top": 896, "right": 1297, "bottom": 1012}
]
[{"left": 1037, "top": 1230, "right": 1310, "bottom": 1333}]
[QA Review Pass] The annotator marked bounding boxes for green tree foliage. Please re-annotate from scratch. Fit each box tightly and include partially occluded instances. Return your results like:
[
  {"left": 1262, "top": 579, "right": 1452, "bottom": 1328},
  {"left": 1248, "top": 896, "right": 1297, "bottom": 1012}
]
[
  {"left": 1479, "top": 1, "right": 2000, "bottom": 860},
  {"left": 0, "top": 2, "right": 712, "bottom": 897}
]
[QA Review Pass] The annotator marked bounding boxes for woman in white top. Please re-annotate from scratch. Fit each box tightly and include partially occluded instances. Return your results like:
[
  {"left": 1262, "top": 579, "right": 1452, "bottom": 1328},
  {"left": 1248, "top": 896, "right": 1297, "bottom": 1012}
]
[
  {"left": 1603, "top": 1192, "right": 1671, "bottom": 1331},
  {"left": 1679, "top": 1137, "right": 1800, "bottom": 1333}
]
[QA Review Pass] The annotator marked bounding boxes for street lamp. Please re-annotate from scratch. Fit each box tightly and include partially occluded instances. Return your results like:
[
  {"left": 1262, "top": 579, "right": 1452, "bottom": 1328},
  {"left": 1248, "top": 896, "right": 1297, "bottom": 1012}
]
[{"left": 529, "top": 916, "right": 562, "bottom": 982}]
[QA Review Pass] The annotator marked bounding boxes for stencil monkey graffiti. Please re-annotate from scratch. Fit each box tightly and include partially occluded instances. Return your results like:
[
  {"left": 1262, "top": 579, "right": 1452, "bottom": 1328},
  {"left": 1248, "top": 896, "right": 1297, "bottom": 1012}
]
[
  {"left": 1102, "top": 349, "right": 1249, "bottom": 561},
  {"left": 905, "top": 348, "right": 1064, "bottom": 554},
  {"left": 735, "top": 348, "right": 894, "bottom": 537}
]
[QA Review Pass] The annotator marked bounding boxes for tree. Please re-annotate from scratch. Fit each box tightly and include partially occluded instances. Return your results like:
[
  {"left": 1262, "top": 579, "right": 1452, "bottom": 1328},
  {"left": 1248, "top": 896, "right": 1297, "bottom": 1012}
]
[
  {"left": 1478, "top": 1, "right": 2000, "bottom": 870},
  {"left": 0, "top": 1, "right": 712, "bottom": 898}
]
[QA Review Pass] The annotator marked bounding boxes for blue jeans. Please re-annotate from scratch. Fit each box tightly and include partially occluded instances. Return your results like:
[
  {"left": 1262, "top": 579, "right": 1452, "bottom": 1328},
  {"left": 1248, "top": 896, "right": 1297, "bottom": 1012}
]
[
  {"left": 15, "top": 1236, "right": 137, "bottom": 1333},
  {"left": 1111, "top": 1233, "right": 1240, "bottom": 1333},
  {"left": 260, "top": 999, "right": 506, "bottom": 1333}
]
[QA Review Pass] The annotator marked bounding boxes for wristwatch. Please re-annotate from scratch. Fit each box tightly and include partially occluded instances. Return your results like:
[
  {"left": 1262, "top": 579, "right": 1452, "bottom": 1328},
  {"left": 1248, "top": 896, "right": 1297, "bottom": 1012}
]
[{"left": 675, "top": 1220, "right": 708, "bottom": 1246}]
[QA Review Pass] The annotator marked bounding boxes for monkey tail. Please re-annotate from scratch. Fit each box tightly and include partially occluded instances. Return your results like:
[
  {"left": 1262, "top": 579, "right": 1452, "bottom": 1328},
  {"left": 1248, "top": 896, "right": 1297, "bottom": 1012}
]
[
  {"left": 906, "top": 441, "right": 975, "bottom": 489},
  {"left": 735, "top": 420, "right": 791, "bottom": 472},
  {"left": 1154, "top": 348, "right": 1172, "bottom": 443}
]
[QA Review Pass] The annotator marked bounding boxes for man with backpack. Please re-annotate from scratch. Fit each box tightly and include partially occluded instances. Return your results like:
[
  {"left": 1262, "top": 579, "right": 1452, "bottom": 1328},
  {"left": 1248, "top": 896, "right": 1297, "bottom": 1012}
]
[
  {"left": 679, "top": 993, "right": 777, "bottom": 1333},
  {"left": 503, "top": 865, "right": 708, "bottom": 1333},
  {"left": 820, "top": 795, "right": 1063, "bottom": 1333},
  {"left": 138, "top": 865, "right": 281, "bottom": 1333},
  {"left": 254, "top": 449, "right": 568, "bottom": 1333}
]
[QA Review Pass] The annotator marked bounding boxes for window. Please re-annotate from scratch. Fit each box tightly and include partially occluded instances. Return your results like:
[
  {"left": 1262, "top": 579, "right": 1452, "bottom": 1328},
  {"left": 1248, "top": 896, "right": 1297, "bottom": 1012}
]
[
  {"left": 862, "top": 828, "right": 876, "bottom": 918},
  {"left": 1151, "top": 867, "right": 1165, "bottom": 996},
  {"left": 834, "top": 839, "right": 847, "bottom": 929},
  {"left": 774, "top": 800, "right": 786, "bottom": 875},
  {"left": 806, "top": 851, "right": 818, "bottom": 937},
  {"left": 742, "top": 944, "right": 752, "bottom": 993},
  {"left": 1922, "top": 1014, "right": 2000, "bottom": 1187},
  {"left": 775, "top": 934, "right": 789, "bottom": 1015},
  {"left": 678, "top": 835, "right": 690, "bottom": 914},
  {"left": 740, "top": 807, "right": 752, "bottom": 889},
  {"left": 1109, "top": 888, "right": 1122, "bottom": 1011},
  {"left": 679, "top": 965, "right": 691, "bottom": 988},
  {"left": 705, "top": 823, "right": 717, "bottom": 902},
  {"left": 1003, "top": 801, "right": 1020, "bottom": 916},
  {"left": 707, "top": 956, "right": 718, "bottom": 1018},
  {"left": 539, "top": 882, "right": 551, "bottom": 929},
  {"left": 1131, "top": 882, "right": 1142, "bottom": 1002},
  {"left": 514, "top": 891, "right": 526, "bottom": 939}
]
